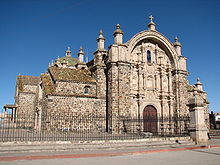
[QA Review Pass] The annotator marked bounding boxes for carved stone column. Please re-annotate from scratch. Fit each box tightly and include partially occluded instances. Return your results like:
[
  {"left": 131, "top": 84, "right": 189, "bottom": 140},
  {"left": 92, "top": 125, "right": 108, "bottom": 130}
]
[
  {"left": 168, "top": 67, "right": 174, "bottom": 133},
  {"left": 167, "top": 67, "right": 173, "bottom": 95}
]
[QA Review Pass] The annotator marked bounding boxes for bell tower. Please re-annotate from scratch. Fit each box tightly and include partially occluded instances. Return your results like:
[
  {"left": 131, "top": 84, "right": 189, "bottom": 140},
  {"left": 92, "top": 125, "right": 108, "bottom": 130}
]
[
  {"left": 93, "top": 30, "right": 107, "bottom": 99},
  {"left": 107, "top": 24, "right": 131, "bottom": 133}
]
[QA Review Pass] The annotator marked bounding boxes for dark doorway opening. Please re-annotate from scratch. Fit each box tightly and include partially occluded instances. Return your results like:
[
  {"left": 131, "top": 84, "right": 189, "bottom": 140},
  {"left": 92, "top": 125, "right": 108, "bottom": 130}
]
[{"left": 143, "top": 105, "right": 158, "bottom": 133}]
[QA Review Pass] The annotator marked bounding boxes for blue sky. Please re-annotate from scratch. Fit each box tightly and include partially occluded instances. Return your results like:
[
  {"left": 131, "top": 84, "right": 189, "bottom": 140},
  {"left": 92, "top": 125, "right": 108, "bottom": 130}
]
[{"left": 0, "top": 0, "right": 219, "bottom": 113}]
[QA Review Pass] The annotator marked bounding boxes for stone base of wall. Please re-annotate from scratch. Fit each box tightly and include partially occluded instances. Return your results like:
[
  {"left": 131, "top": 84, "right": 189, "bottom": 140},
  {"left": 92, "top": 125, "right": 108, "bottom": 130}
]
[{"left": 44, "top": 95, "right": 106, "bottom": 132}]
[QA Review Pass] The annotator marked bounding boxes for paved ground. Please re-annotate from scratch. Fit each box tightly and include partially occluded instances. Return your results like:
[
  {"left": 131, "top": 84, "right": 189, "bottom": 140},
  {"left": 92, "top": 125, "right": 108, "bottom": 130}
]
[
  {"left": 0, "top": 139, "right": 220, "bottom": 165},
  {"left": 1, "top": 147, "right": 220, "bottom": 165}
]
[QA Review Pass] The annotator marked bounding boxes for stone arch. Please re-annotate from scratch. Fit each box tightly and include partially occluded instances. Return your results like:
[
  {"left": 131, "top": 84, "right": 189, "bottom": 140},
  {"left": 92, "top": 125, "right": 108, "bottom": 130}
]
[
  {"left": 143, "top": 105, "right": 158, "bottom": 133},
  {"left": 126, "top": 30, "right": 178, "bottom": 69}
]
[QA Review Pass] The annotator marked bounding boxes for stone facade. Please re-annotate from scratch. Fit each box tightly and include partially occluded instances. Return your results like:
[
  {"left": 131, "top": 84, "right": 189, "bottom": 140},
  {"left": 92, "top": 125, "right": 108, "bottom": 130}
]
[{"left": 9, "top": 16, "right": 209, "bottom": 135}]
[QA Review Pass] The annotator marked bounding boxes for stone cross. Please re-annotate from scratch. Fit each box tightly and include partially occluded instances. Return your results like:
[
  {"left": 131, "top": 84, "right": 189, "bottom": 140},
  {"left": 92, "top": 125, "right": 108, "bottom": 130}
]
[{"left": 149, "top": 15, "right": 154, "bottom": 22}]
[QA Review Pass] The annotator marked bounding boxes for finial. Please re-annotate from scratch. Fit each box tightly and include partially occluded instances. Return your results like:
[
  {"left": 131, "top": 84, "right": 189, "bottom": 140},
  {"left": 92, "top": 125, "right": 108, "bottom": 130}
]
[
  {"left": 49, "top": 62, "right": 51, "bottom": 67},
  {"left": 195, "top": 77, "right": 201, "bottom": 84},
  {"left": 175, "top": 36, "right": 178, "bottom": 42},
  {"left": 148, "top": 15, "right": 156, "bottom": 31},
  {"left": 174, "top": 36, "right": 182, "bottom": 47},
  {"left": 79, "top": 46, "right": 84, "bottom": 53},
  {"left": 196, "top": 77, "right": 202, "bottom": 85},
  {"left": 97, "top": 30, "right": 105, "bottom": 40},
  {"left": 195, "top": 77, "right": 203, "bottom": 91},
  {"left": 65, "top": 47, "right": 71, "bottom": 57},
  {"left": 113, "top": 24, "right": 123, "bottom": 35},
  {"left": 99, "top": 29, "right": 103, "bottom": 35},
  {"left": 116, "top": 24, "right": 120, "bottom": 29}
]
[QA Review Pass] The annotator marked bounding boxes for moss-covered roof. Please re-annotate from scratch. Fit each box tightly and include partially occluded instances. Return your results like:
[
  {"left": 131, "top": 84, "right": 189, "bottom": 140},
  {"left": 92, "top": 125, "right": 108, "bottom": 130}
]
[
  {"left": 48, "top": 66, "right": 96, "bottom": 83},
  {"left": 41, "top": 73, "right": 55, "bottom": 95},
  {"left": 57, "top": 56, "right": 79, "bottom": 66},
  {"left": 17, "top": 75, "right": 40, "bottom": 92}
]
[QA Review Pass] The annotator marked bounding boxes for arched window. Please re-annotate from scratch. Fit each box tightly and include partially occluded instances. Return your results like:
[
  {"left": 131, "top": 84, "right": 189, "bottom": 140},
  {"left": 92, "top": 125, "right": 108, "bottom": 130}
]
[
  {"left": 147, "top": 50, "right": 151, "bottom": 63},
  {"left": 84, "top": 86, "right": 90, "bottom": 94}
]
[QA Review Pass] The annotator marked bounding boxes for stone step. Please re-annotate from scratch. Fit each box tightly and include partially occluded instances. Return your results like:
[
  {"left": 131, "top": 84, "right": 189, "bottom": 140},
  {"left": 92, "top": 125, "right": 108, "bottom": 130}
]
[
  {"left": 209, "top": 130, "right": 220, "bottom": 133},
  {"left": 210, "top": 130, "right": 220, "bottom": 135},
  {"left": 0, "top": 136, "right": 194, "bottom": 153}
]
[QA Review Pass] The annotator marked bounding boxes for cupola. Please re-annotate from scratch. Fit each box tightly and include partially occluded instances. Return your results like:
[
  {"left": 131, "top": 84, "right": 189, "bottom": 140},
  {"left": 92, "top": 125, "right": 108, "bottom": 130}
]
[
  {"left": 113, "top": 24, "right": 123, "bottom": 44},
  {"left": 78, "top": 46, "right": 84, "bottom": 63},
  {"left": 195, "top": 78, "right": 203, "bottom": 91},
  {"left": 174, "top": 37, "right": 182, "bottom": 56},
  {"left": 97, "top": 30, "right": 105, "bottom": 51}
]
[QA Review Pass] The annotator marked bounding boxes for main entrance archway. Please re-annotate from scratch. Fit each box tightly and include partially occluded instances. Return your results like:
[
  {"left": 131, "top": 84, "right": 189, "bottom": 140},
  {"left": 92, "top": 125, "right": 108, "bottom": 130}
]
[{"left": 143, "top": 105, "right": 158, "bottom": 133}]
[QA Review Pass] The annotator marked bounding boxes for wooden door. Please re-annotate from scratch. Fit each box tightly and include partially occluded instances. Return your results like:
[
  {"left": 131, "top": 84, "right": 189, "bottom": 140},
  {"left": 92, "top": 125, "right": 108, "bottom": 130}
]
[{"left": 143, "top": 105, "right": 157, "bottom": 133}]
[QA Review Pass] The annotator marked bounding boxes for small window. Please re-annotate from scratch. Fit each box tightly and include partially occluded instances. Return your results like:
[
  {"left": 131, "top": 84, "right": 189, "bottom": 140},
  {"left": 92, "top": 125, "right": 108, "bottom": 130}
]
[
  {"left": 147, "top": 50, "right": 151, "bottom": 63},
  {"left": 84, "top": 86, "right": 90, "bottom": 94}
]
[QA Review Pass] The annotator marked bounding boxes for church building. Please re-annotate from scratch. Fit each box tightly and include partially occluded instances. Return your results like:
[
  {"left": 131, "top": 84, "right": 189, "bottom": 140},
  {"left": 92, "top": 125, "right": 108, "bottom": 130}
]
[{"left": 5, "top": 16, "right": 209, "bottom": 135}]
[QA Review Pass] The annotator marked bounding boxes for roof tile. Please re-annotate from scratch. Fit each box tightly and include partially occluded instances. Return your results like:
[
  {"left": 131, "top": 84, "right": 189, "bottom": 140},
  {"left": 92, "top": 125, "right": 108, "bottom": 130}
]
[{"left": 49, "top": 66, "right": 96, "bottom": 83}]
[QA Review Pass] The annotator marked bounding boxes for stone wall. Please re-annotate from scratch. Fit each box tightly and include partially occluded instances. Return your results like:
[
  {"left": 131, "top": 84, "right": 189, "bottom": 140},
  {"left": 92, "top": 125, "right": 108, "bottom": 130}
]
[
  {"left": 93, "top": 66, "right": 106, "bottom": 99},
  {"left": 23, "top": 85, "right": 38, "bottom": 93},
  {"left": 55, "top": 81, "right": 96, "bottom": 96},
  {"left": 44, "top": 95, "right": 106, "bottom": 132},
  {"left": 16, "top": 92, "right": 36, "bottom": 128}
]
